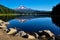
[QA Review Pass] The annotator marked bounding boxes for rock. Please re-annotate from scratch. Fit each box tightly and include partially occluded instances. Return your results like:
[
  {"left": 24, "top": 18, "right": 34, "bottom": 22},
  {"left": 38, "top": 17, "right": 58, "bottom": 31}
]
[
  {"left": 20, "top": 31, "right": 27, "bottom": 37},
  {"left": 7, "top": 28, "right": 17, "bottom": 35},
  {"left": 38, "top": 30, "right": 55, "bottom": 40},
  {"left": 27, "top": 34, "right": 35, "bottom": 39},
  {"left": 43, "top": 30, "right": 54, "bottom": 37},
  {"left": 0, "top": 20, "right": 9, "bottom": 31},
  {"left": 0, "top": 20, "right": 4, "bottom": 23}
]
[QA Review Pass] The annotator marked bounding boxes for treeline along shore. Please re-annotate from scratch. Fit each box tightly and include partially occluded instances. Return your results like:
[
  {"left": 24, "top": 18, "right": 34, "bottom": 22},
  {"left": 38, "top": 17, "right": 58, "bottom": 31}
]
[
  {"left": 0, "top": 13, "right": 50, "bottom": 21},
  {"left": 0, "top": 14, "right": 20, "bottom": 21}
]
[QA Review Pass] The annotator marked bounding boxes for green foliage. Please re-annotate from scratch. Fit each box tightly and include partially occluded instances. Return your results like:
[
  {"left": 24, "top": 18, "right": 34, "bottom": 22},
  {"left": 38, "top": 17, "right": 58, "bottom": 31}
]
[
  {"left": 0, "top": 5, "right": 18, "bottom": 14},
  {"left": 0, "top": 5, "right": 21, "bottom": 21}
]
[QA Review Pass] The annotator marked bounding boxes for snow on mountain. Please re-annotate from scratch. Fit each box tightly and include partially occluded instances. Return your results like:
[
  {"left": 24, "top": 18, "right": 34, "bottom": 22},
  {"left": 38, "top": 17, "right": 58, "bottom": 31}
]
[
  {"left": 16, "top": 5, "right": 27, "bottom": 10},
  {"left": 15, "top": 5, "right": 36, "bottom": 13}
]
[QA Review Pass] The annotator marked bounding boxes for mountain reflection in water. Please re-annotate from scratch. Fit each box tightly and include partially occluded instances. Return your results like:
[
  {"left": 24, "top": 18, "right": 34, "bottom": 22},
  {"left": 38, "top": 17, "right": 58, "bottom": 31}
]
[{"left": 7, "top": 17, "right": 60, "bottom": 35}]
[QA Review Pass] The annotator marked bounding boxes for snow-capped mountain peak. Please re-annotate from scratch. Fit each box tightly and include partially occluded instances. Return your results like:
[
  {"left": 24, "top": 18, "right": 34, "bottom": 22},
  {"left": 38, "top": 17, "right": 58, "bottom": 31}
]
[
  {"left": 15, "top": 5, "right": 36, "bottom": 13},
  {"left": 16, "top": 5, "right": 27, "bottom": 9}
]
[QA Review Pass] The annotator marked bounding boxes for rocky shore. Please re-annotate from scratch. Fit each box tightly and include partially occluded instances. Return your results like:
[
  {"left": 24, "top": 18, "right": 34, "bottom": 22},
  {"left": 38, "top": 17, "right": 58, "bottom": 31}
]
[
  {"left": 0, "top": 29, "right": 39, "bottom": 40},
  {"left": 0, "top": 20, "right": 60, "bottom": 40},
  {"left": 0, "top": 20, "right": 38, "bottom": 40}
]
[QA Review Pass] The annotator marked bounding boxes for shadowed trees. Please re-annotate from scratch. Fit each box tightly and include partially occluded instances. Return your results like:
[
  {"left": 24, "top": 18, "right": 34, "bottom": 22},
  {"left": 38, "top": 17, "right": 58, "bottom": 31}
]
[
  {"left": 51, "top": 3, "right": 60, "bottom": 27},
  {"left": 51, "top": 3, "right": 60, "bottom": 40},
  {"left": 0, "top": 5, "right": 22, "bottom": 21}
]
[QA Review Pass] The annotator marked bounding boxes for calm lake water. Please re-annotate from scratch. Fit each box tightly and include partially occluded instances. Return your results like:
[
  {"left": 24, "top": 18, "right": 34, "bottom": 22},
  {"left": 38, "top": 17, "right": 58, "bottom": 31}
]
[{"left": 7, "top": 17, "right": 60, "bottom": 35}]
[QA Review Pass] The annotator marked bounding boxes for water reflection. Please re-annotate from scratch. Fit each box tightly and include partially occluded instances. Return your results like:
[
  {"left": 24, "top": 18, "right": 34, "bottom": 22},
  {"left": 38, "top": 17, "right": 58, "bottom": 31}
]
[{"left": 7, "top": 17, "right": 60, "bottom": 35}]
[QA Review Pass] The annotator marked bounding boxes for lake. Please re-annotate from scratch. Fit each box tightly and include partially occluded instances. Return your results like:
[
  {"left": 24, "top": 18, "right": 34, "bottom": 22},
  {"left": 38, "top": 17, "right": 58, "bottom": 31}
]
[{"left": 7, "top": 17, "right": 60, "bottom": 35}]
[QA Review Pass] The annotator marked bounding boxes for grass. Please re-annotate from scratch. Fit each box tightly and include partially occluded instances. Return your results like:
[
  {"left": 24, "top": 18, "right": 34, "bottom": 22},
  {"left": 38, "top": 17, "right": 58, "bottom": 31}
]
[{"left": 0, "top": 14, "right": 20, "bottom": 16}]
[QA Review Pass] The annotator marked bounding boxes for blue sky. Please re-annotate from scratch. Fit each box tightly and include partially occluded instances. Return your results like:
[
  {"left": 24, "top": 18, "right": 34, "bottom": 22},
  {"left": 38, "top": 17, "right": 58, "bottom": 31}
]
[{"left": 0, "top": 0, "right": 60, "bottom": 11}]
